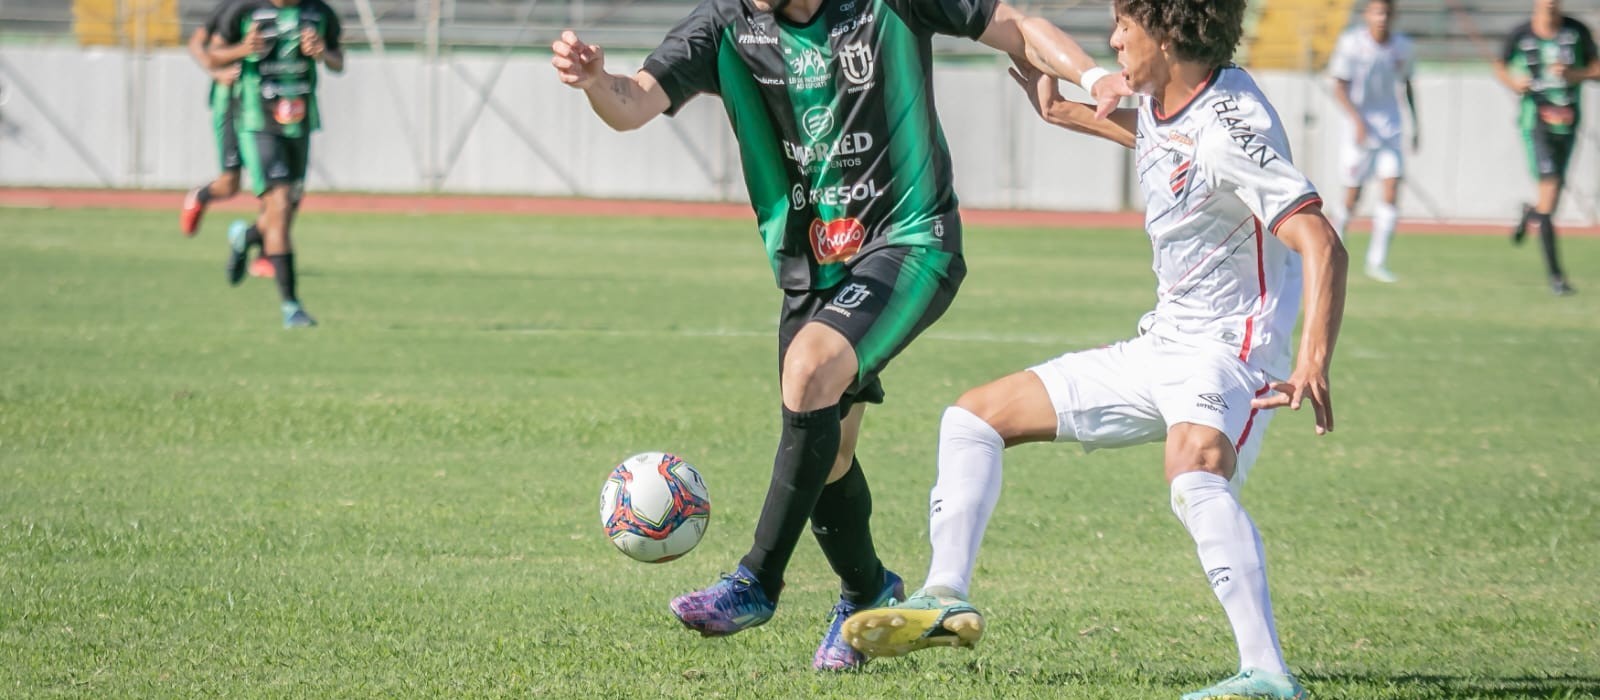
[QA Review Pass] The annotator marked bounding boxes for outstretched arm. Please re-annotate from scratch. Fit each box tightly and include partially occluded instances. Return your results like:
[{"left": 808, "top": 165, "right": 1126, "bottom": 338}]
[
  {"left": 1007, "top": 56, "right": 1135, "bottom": 148},
  {"left": 552, "top": 30, "right": 670, "bottom": 132},
  {"left": 1404, "top": 80, "right": 1419, "bottom": 150},
  {"left": 979, "top": 2, "right": 1131, "bottom": 118},
  {"left": 1253, "top": 208, "right": 1348, "bottom": 435}
]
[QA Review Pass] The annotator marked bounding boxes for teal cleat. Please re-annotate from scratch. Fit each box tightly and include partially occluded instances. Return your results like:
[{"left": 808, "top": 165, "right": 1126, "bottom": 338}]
[
  {"left": 1181, "top": 669, "right": 1309, "bottom": 700},
  {"left": 840, "top": 585, "right": 983, "bottom": 659},
  {"left": 282, "top": 302, "right": 317, "bottom": 329},
  {"left": 226, "top": 220, "right": 251, "bottom": 286}
]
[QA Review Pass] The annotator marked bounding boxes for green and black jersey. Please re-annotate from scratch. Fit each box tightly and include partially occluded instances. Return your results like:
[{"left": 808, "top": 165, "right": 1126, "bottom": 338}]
[
  {"left": 201, "top": 0, "right": 247, "bottom": 111},
  {"left": 216, "top": 0, "right": 342, "bottom": 138},
  {"left": 1502, "top": 17, "right": 1598, "bottom": 135},
  {"left": 642, "top": 0, "right": 994, "bottom": 291}
]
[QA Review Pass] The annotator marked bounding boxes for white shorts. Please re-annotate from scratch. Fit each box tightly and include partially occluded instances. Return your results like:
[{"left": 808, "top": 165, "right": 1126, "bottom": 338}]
[
  {"left": 1028, "top": 333, "right": 1277, "bottom": 487},
  {"left": 1339, "top": 136, "right": 1404, "bottom": 187}
]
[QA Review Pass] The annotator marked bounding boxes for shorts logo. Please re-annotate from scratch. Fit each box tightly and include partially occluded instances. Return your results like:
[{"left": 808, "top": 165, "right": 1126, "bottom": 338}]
[
  {"left": 1196, "top": 393, "right": 1228, "bottom": 412},
  {"left": 810, "top": 217, "right": 866, "bottom": 264},
  {"left": 829, "top": 283, "right": 872, "bottom": 310}
]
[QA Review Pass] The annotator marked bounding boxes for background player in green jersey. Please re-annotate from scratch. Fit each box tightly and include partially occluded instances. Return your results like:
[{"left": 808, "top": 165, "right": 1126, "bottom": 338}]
[
  {"left": 553, "top": 0, "right": 1129, "bottom": 671},
  {"left": 1494, "top": 0, "right": 1599, "bottom": 296},
  {"left": 182, "top": 0, "right": 274, "bottom": 280},
  {"left": 210, "top": 0, "right": 342, "bottom": 328}
]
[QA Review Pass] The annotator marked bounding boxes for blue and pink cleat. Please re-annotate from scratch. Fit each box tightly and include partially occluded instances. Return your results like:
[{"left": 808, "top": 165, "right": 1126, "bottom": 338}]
[
  {"left": 669, "top": 565, "right": 776, "bottom": 637},
  {"left": 813, "top": 569, "right": 904, "bottom": 671}
]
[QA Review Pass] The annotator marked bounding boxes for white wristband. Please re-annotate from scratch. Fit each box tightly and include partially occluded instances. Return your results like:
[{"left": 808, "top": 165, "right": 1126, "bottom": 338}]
[{"left": 1078, "top": 66, "right": 1111, "bottom": 94}]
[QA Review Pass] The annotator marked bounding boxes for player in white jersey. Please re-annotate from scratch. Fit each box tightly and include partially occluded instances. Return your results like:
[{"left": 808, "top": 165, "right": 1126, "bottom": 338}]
[
  {"left": 1328, "top": 0, "right": 1417, "bottom": 283},
  {"left": 842, "top": 1, "right": 1347, "bottom": 698}
]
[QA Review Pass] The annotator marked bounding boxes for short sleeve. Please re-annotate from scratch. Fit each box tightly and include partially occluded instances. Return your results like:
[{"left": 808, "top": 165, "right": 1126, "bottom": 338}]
[
  {"left": 1576, "top": 19, "right": 1598, "bottom": 65},
  {"left": 1204, "top": 97, "right": 1321, "bottom": 234},
  {"left": 641, "top": 0, "right": 725, "bottom": 116},
  {"left": 881, "top": 0, "right": 997, "bottom": 39},
  {"left": 202, "top": 0, "right": 234, "bottom": 40},
  {"left": 322, "top": 3, "right": 342, "bottom": 51},
  {"left": 215, "top": 0, "right": 250, "bottom": 43},
  {"left": 1500, "top": 25, "right": 1524, "bottom": 64},
  {"left": 1327, "top": 33, "right": 1354, "bottom": 80}
]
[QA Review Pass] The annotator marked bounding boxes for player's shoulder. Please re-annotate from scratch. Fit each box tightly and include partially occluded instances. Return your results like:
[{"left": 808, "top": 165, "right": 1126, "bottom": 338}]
[
  {"left": 1562, "top": 15, "right": 1595, "bottom": 35},
  {"left": 1199, "top": 67, "right": 1277, "bottom": 124},
  {"left": 1193, "top": 68, "right": 1288, "bottom": 157}
]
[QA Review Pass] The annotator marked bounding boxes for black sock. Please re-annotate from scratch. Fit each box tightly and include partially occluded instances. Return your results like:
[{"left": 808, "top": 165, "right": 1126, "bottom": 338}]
[
  {"left": 195, "top": 186, "right": 213, "bottom": 205},
  {"left": 739, "top": 404, "right": 842, "bottom": 602},
  {"left": 1536, "top": 213, "right": 1565, "bottom": 278},
  {"left": 267, "top": 253, "right": 297, "bottom": 303},
  {"left": 245, "top": 226, "right": 264, "bottom": 250},
  {"left": 811, "top": 458, "right": 885, "bottom": 606}
]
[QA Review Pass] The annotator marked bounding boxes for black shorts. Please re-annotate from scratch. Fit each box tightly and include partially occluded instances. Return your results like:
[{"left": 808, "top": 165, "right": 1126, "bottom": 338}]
[
  {"left": 778, "top": 246, "right": 966, "bottom": 409},
  {"left": 1523, "top": 126, "right": 1577, "bottom": 181},
  {"left": 240, "top": 131, "right": 310, "bottom": 197}
]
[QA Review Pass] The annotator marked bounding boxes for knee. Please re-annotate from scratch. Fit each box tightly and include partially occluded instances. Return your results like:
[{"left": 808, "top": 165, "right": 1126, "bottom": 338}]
[
  {"left": 940, "top": 404, "right": 1003, "bottom": 448},
  {"left": 1164, "top": 427, "right": 1236, "bottom": 483},
  {"left": 781, "top": 341, "right": 853, "bottom": 411}
]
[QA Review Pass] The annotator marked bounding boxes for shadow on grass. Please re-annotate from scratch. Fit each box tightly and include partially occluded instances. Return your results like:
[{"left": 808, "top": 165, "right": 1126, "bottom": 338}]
[
  {"left": 1298, "top": 672, "right": 1600, "bottom": 699},
  {"left": 905, "top": 664, "right": 1600, "bottom": 699}
]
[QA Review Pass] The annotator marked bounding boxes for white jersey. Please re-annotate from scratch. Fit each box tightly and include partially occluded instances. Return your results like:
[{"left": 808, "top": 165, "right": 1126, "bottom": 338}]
[
  {"left": 1328, "top": 29, "right": 1414, "bottom": 142},
  {"left": 1134, "top": 66, "right": 1321, "bottom": 380}
]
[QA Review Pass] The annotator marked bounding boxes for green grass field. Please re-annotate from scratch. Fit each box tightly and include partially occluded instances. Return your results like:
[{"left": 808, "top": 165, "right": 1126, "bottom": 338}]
[{"left": 2, "top": 207, "right": 1597, "bottom": 699}]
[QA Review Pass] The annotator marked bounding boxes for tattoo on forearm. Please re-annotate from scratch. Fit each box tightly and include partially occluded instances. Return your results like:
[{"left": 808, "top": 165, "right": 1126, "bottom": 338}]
[{"left": 610, "top": 76, "right": 632, "bottom": 105}]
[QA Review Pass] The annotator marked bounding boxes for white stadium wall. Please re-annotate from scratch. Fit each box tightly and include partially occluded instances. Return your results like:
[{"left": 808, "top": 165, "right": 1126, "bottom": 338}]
[{"left": 3, "top": 45, "right": 1599, "bottom": 224}]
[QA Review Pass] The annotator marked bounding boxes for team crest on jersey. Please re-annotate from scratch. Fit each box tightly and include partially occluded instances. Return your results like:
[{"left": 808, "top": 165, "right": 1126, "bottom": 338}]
[
  {"left": 1169, "top": 158, "right": 1193, "bottom": 195},
  {"left": 839, "top": 43, "right": 875, "bottom": 87}
]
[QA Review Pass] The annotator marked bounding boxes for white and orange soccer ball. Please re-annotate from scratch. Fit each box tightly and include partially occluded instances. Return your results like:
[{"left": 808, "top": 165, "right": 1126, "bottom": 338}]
[{"left": 599, "top": 452, "right": 711, "bottom": 563}]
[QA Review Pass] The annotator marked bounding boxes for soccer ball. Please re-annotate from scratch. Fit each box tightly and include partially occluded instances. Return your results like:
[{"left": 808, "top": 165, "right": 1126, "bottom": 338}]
[{"left": 599, "top": 452, "right": 711, "bottom": 563}]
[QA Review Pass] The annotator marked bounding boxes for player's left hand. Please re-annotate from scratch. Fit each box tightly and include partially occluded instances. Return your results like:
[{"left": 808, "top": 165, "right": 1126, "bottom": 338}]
[
  {"left": 1253, "top": 366, "right": 1334, "bottom": 435},
  {"left": 300, "top": 28, "right": 325, "bottom": 60},
  {"left": 1006, "top": 55, "right": 1059, "bottom": 120},
  {"left": 1089, "top": 72, "right": 1133, "bottom": 119}
]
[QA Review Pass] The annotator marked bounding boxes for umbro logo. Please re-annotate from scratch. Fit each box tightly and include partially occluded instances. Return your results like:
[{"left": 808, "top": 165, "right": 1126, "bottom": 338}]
[
  {"left": 1195, "top": 393, "right": 1228, "bottom": 412},
  {"left": 1206, "top": 567, "right": 1232, "bottom": 589}
]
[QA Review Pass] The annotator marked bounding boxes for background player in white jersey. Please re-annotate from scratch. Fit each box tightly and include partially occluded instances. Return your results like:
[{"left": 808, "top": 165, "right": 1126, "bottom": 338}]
[
  {"left": 842, "top": 1, "right": 1347, "bottom": 698},
  {"left": 1328, "top": 0, "right": 1417, "bottom": 283}
]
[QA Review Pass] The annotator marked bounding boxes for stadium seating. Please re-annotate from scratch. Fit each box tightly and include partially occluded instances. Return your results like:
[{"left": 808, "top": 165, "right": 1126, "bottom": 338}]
[{"left": 0, "top": 0, "right": 1597, "bottom": 62}]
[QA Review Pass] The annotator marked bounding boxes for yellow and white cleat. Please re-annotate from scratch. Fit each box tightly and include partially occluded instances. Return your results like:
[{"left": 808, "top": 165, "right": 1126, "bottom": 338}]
[{"left": 840, "top": 586, "right": 984, "bottom": 658}]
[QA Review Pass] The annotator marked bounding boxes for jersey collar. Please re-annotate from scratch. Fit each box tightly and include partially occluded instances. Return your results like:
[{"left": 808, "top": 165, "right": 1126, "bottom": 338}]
[{"left": 1153, "top": 66, "right": 1224, "bottom": 126}]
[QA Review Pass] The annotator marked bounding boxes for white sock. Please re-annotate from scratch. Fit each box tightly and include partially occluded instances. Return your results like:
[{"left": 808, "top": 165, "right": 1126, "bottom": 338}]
[
  {"left": 1367, "top": 202, "right": 1398, "bottom": 270},
  {"left": 1326, "top": 203, "right": 1349, "bottom": 240},
  {"left": 922, "top": 406, "right": 1005, "bottom": 598},
  {"left": 1169, "top": 471, "right": 1287, "bottom": 675}
]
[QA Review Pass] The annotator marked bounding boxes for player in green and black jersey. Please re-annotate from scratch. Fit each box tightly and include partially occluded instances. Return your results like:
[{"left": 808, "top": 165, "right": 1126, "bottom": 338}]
[
  {"left": 210, "top": 0, "right": 342, "bottom": 327},
  {"left": 180, "top": 0, "right": 246, "bottom": 237},
  {"left": 553, "top": 0, "right": 1130, "bottom": 669},
  {"left": 1495, "top": 0, "right": 1599, "bottom": 295}
]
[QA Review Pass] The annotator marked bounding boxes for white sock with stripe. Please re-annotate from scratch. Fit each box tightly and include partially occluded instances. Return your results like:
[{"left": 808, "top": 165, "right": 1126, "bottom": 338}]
[
  {"left": 1170, "top": 471, "right": 1287, "bottom": 675},
  {"left": 1368, "top": 202, "right": 1398, "bottom": 269},
  {"left": 922, "top": 406, "right": 1005, "bottom": 598}
]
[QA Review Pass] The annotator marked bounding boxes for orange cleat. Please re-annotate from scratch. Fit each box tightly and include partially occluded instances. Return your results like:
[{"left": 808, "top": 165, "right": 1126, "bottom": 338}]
[
  {"left": 249, "top": 256, "right": 276, "bottom": 278},
  {"left": 181, "top": 187, "right": 206, "bottom": 237}
]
